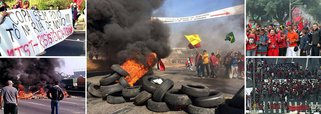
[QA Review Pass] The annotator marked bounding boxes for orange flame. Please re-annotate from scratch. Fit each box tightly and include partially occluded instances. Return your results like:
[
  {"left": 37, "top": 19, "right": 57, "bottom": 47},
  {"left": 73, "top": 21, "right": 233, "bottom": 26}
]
[
  {"left": 121, "top": 53, "right": 157, "bottom": 86},
  {"left": 17, "top": 84, "right": 33, "bottom": 99},
  {"left": 17, "top": 84, "right": 69, "bottom": 99}
]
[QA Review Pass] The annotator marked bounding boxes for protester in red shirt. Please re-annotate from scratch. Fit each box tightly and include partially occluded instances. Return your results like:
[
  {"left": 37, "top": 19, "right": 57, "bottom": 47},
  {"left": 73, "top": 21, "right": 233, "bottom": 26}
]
[
  {"left": 267, "top": 29, "right": 279, "bottom": 56},
  {"left": 247, "top": 34, "right": 257, "bottom": 56},
  {"left": 277, "top": 28, "right": 287, "bottom": 56},
  {"left": 209, "top": 52, "right": 219, "bottom": 77}
]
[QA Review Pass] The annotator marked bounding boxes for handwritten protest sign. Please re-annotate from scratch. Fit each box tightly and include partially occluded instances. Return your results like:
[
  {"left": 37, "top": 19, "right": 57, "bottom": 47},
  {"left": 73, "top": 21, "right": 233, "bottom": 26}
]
[{"left": 0, "top": 9, "right": 74, "bottom": 56}]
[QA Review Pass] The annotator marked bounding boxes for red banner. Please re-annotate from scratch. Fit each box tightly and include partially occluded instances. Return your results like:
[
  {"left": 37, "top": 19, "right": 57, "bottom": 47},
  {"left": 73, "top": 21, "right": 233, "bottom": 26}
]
[{"left": 288, "top": 105, "right": 310, "bottom": 111}]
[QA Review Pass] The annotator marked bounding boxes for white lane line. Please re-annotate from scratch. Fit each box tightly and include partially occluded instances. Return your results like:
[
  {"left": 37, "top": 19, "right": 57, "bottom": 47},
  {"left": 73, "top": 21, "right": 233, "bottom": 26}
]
[
  {"left": 64, "top": 39, "right": 85, "bottom": 42},
  {"left": 21, "top": 100, "right": 48, "bottom": 107},
  {"left": 59, "top": 100, "right": 85, "bottom": 105},
  {"left": 159, "top": 74, "right": 168, "bottom": 76}
]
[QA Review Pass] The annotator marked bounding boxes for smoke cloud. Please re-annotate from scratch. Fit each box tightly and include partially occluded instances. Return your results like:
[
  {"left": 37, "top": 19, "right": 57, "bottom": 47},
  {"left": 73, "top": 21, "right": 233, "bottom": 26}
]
[
  {"left": 0, "top": 59, "right": 64, "bottom": 86},
  {"left": 87, "top": 0, "right": 171, "bottom": 66},
  {"left": 173, "top": 14, "right": 244, "bottom": 55}
]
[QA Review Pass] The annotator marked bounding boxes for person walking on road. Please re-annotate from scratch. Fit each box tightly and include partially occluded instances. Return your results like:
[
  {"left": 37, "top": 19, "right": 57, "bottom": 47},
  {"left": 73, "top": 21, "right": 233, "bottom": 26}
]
[
  {"left": 47, "top": 81, "right": 64, "bottom": 114},
  {"left": 201, "top": 50, "right": 210, "bottom": 77},
  {"left": 0, "top": 80, "right": 18, "bottom": 114}
]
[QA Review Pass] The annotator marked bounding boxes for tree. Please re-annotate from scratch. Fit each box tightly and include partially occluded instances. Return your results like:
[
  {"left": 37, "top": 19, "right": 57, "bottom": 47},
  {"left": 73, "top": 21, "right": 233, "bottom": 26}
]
[
  {"left": 247, "top": 0, "right": 321, "bottom": 25},
  {"left": 247, "top": 0, "right": 290, "bottom": 25}
]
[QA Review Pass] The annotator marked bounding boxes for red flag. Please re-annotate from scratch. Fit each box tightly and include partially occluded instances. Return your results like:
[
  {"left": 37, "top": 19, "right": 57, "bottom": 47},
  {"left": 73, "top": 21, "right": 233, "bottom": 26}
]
[
  {"left": 188, "top": 43, "right": 201, "bottom": 49},
  {"left": 73, "top": 0, "right": 84, "bottom": 9},
  {"left": 158, "top": 59, "right": 165, "bottom": 71}
]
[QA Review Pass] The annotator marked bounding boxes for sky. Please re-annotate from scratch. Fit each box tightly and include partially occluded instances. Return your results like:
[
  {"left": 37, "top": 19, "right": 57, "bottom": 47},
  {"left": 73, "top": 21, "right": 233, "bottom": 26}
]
[
  {"left": 154, "top": 0, "right": 244, "bottom": 17},
  {"left": 153, "top": 0, "right": 245, "bottom": 54},
  {"left": 56, "top": 58, "right": 86, "bottom": 75}
]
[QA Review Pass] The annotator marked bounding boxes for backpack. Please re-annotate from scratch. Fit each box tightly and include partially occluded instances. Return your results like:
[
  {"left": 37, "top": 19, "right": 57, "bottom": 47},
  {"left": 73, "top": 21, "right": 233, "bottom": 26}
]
[{"left": 51, "top": 86, "right": 63, "bottom": 100}]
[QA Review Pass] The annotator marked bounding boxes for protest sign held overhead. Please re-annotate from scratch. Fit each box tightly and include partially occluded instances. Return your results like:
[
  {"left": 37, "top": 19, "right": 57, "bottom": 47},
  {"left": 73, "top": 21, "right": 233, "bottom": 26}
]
[{"left": 0, "top": 9, "right": 74, "bottom": 56}]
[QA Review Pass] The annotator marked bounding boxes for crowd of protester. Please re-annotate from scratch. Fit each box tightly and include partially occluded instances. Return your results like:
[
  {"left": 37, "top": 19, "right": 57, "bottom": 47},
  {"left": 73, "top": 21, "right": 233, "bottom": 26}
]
[
  {"left": 246, "top": 21, "right": 321, "bottom": 56},
  {"left": 247, "top": 60, "right": 321, "bottom": 112},
  {"left": 191, "top": 50, "right": 244, "bottom": 79}
]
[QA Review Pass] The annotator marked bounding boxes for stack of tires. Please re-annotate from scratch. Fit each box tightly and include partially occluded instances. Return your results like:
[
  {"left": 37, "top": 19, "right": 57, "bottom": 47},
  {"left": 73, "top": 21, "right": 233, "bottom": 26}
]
[
  {"left": 87, "top": 64, "right": 244, "bottom": 114},
  {"left": 87, "top": 64, "right": 141, "bottom": 103}
]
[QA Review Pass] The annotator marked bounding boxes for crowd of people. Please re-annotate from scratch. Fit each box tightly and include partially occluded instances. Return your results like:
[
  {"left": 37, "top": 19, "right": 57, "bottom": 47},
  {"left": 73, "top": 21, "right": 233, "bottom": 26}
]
[
  {"left": 246, "top": 21, "right": 321, "bottom": 56},
  {"left": 190, "top": 50, "right": 244, "bottom": 79},
  {"left": 247, "top": 60, "right": 321, "bottom": 112}
]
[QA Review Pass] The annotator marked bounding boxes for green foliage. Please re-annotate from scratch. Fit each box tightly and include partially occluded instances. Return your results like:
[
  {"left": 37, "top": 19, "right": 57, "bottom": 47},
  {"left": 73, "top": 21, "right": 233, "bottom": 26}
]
[
  {"left": 4, "top": 0, "right": 85, "bottom": 10},
  {"left": 247, "top": 0, "right": 321, "bottom": 25}
]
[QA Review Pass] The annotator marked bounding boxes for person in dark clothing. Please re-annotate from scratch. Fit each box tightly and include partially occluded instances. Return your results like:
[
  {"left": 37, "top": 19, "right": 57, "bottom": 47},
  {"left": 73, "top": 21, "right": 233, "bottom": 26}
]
[
  {"left": 195, "top": 53, "right": 203, "bottom": 77},
  {"left": 71, "top": 3, "right": 78, "bottom": 29},
  {"left": 311, "top": 23, "right": 321, "bottom": 56},
  {"left": 47, "top": 81, "right": 64, "bottom": 114},
  {"left": 299, "top": 27, "right": 310, "bottom": 56}
]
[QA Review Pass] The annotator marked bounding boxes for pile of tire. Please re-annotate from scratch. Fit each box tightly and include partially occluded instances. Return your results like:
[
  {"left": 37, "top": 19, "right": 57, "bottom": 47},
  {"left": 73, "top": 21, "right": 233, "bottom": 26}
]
[
  {"left": 87, "top": 64, "right": 140, "bottom": 103},
  {"left": 87, "top": 64, "right": 244, "bottom": 114}
]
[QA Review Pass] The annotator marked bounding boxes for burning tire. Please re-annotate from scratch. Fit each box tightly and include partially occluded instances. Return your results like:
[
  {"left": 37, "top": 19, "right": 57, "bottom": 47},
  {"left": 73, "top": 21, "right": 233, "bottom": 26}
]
[
  {"left": 216, "top": 103, "right": 243, "bottom": 114},
  {"left": 152, "top": 79, "right": 174, "bottom": 102},
  {"left": 192, "top": 90, "right": 224, "bottom": 108},
  {"left": 100, "top": 83, "right": 123, "bottom": 97},
  {"left": 119, "top": 77, "right": 131, "bottom": 87},
  {"left": 88, "top": 83, "right": 102, "bottom": 98},
  {"left": 181, "top": 84, "right": 210, "bottom": 97},
  {"left": 122, "top": 86, "right": 141, "bottom": 98},
  {"left": 228, "top": 86, "right": 244, "bottom": 108},
  {"left": 146, "top": 99, "right": 170, "bottom": 112},
  {"left": 187, "top": 104, "right": 216, "bottom": 114},
  {"left": 164, "top": 89, "right": 191, "bottom": 106},
  {"left": 111, "top": 64, "right": 129, "bottom": 76},
  {"left": 106, "top": 94, "right": 126, "bottom": 104},
  {"left": 99, "top": 73, "right": 120, "bottom": 86},
  {"left": 142, "top": 75, "right": 163, "bottom": 93},
  {"left": 134, "top": 91, "right": 152, "bottom": 106}
]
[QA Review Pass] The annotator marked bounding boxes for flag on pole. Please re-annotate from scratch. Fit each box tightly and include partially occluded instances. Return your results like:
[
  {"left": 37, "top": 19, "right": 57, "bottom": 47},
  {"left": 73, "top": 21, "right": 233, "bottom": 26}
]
[
  {"left": 225, "top": 32, "right": 235, "bottom": 43},
  {"left": 157, "top": 59, "right": 165, "bottom": 71},
  {"left": 185, "top": 34, "right": 201, "bottom": 49},
  {"left": 188, "top": 43, "right": 201, "bottom": 49},
  {"left": 185, "top": 34, "right": 201, "bottom": 45}
]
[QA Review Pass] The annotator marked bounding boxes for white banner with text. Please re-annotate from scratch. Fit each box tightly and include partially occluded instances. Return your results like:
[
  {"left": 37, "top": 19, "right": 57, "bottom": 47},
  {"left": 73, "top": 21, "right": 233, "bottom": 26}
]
[{"left": 0, "top": 9, "right": 74, "bottom": 56}]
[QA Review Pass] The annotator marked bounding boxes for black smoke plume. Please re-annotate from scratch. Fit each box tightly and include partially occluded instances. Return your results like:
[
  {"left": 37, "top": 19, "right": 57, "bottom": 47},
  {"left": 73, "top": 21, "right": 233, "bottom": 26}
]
[
  {"left": 0, "top": 59, "right": 63, "bottom": 86},
  {"left": 87, "top": 0, "right": 171, "bottom": 66}
]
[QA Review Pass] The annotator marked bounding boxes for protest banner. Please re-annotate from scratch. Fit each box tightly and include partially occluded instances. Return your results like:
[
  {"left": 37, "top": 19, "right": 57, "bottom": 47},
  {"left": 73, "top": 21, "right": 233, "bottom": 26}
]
[
  {"left": 0, "top": 9, "right": 74, "bottom": 56},
  {"left": 152, "top": 4, "right": 244, "bottom": 23}
]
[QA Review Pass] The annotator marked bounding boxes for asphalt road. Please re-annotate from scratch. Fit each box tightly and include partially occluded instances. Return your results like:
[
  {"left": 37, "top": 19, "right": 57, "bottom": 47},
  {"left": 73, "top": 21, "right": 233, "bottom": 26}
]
[
  {"left": 87, "top": 66, "right": 244, "bottom": 114},
  {"left": 42, "top": 31, "right": 85, "bottom": 56},
  {"left": 0, "top": 97, "right": 85, "bottom": 114}
]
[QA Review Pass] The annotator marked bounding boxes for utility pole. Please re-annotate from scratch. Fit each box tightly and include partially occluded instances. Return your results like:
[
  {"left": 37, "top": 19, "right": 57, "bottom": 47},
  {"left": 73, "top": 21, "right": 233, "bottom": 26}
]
[{"left": 289, "top": 0, "right": 292, "bottom": 23}]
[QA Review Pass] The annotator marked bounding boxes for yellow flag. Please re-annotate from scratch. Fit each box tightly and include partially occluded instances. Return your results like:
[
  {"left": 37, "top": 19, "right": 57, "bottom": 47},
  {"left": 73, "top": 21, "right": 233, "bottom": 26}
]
[{"left": 184, "top": 34, "right": 201, "bottom": 45}]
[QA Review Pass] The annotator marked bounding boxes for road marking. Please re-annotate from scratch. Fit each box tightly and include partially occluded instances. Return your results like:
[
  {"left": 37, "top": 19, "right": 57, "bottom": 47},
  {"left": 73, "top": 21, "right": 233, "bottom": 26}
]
[
  {"left": 21, "top": 100, "right": 48, "bottom": 107},
  {"left": 59, "top": 100, "right": 84, "bottom": 105},
  {"left": 64, "top": 39, "right": 85, "bottom": 42},
  {"left": 159, "top": 74, "right": 168, "bottom": 76}
]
